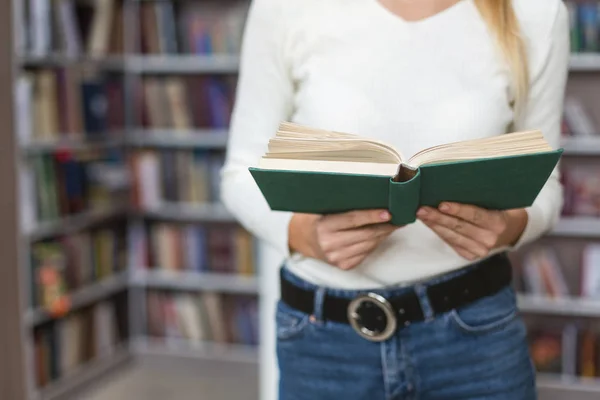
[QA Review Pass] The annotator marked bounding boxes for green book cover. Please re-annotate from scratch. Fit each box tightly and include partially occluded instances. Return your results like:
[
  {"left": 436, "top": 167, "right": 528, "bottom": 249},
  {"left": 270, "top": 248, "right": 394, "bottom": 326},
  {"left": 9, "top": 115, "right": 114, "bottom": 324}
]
[{"left": 249, "top": 150, "right": 563, "bottom": 226}]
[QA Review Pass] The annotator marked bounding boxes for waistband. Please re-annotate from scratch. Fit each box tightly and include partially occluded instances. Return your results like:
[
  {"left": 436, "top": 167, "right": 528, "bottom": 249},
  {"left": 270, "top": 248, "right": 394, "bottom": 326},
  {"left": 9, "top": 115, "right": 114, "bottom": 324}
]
[{"left": 281, "top": 252, "right": 511, "bottom": 300}]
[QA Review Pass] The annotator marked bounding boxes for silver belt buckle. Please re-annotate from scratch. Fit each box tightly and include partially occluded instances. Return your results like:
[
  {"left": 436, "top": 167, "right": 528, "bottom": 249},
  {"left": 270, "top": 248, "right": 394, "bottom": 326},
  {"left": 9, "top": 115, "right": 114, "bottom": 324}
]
[{"left": 347, "top": 293, "right": 397, "bottom": 342}]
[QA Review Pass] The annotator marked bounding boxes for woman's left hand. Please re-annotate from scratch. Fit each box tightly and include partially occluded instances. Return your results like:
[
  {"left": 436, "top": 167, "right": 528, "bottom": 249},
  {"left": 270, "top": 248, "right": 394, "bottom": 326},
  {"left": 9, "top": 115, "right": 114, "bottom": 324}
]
[{"left": 416, "top": 202, "right": 528, "bottom": 261}]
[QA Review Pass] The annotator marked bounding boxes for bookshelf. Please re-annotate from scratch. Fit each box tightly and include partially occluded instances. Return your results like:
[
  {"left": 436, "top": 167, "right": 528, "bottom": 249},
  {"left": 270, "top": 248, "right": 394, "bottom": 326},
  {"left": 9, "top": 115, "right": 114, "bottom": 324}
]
[
  {"left": 561, "top": 136, "right": 600, "bottom": 156},
  {"left": 569, "top": 53, "right": 600, "bottom": 72},
  {"left": 537, "top": 374, "right": 600, "bottom": 395},
  {"left": 130, "top": 336, "right": 258, "bottom": 364},
  {"left": 127, "top": 128, "right": 229, "bottom": 149},
  {"left": 518, "top": 3, "right": 600, "bottom": 386},
  {"left": 550, "top": 217, "right": 600, "bottom": 238},
  {"left": 517, "top": 295, "right": 600, "bottom": 318},
  {"left": 4, "top": 0, "right": 600, "bottom": 399},
  {"left": 10, "top": 0, "right": 256, "bottom": 398},
  {"left": 131, "top": 270, "right": 258, "bottom": 294},
  {"left": 128, "top": 54, "right": 240, "bottom": 74}
]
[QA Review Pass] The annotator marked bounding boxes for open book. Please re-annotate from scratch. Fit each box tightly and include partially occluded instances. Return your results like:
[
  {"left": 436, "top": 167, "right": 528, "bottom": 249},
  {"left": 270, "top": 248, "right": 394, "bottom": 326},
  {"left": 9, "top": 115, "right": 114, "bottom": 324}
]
[
  {"left": 250, "top": 122, "right": 563, "bottom": 225},
  {"left": 259, "top": 122, "right": 554, "bottom": 176}
]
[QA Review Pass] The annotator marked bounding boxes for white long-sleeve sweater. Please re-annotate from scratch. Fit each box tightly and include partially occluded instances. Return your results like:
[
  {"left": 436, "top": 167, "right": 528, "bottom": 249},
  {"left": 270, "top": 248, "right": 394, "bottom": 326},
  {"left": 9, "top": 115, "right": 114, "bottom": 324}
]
[{"left": 221, "top": 0, "right": 569, "bottom": 289}]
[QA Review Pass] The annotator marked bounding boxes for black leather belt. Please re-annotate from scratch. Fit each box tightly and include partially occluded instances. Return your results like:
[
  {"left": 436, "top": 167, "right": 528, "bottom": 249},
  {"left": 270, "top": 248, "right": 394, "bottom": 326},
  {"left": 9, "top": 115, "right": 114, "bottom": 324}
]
[{"left": 280, "top": 253, "right": 512, "bottom": 342}]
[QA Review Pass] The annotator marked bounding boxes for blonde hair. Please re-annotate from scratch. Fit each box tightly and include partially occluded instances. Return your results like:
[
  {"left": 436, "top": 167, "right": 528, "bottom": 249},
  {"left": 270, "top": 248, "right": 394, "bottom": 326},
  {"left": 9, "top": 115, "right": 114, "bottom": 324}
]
[{"left": 474, "top": 0, "right": 529, "bottom": 114}]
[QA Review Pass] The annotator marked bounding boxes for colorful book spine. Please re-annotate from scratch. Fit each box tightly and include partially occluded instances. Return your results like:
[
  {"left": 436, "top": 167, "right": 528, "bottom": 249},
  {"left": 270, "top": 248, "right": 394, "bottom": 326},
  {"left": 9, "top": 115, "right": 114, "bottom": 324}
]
[{"left": 146, "top": 291, "right": 258, "bottom": 346}]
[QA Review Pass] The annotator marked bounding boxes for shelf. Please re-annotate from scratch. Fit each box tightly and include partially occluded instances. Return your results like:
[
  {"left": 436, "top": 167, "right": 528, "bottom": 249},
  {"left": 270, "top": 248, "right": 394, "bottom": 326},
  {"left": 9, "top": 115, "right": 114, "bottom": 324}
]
[
  {"left": 25, "top": 206, "right": 127, "bottom": 241},
  {"left": 138, "top": 203, "right": 236, "bottom": 223},
  {"left": 517, "top": 294, "right": 600, "bottom": 317},
  {"left": 127, "top": 129, "right": 228, "bottom": 148},
  {"left": 19, "top": 54, "right": 125, "bottom": 70},
  {"left": 569, "top": 54, "right": 600, "bottom": 72},
  {"left": 36, "top": 345, "right": 130, "bottom": 400},
  {"left": 561, "top": 136, "right": 600, "bottom": 156},
  {"left": 131, "top": 270, "right": 258, "bottom": 294},
  {"left": 24, "top": 272, "right": 129, "bottom": 327},
  {"left": 550, "top": 217, "right": 600, "bottom": 238},
  {"left": 17, "top": 53, "right": 592, "bottom": 73},
  {"left": 537, "top": 373, "right": 600, "bottom": 393},
  {"left": 130, "top": 337, "right": 258, "bottom": 364},
  {"left": 22, "top": 136, "right": 125, "bottom": 154},
  {"left": 127, "top": 54, "right": 239, "bottom": 74}
]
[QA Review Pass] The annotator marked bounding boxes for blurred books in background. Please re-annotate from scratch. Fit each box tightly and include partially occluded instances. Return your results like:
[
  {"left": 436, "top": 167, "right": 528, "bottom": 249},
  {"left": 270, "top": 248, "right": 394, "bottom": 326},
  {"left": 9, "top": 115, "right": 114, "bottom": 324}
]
[
  {"left": 139, "top": 0, "right": 248, "bottom": 55},
  {"left": 530, "top": 325, "right": 600, "bottom": 379},
  {"left": 567, "top": 1, "right": 600, "bottom": 53},
  {"left": 137, "top": 76, "right": 236, "bottom": 130},
  {"left": 21, "top": 0, "right": 124, "bottom": 58},
  {"left": 562, "top": 97, "right": 597, "bottom": 138},
  {"left": 147, "top": 292, "right": 258, "bottom": 346},
  {"left": 129, "top": 222, "right": 255, "bottom": 276},
  {"left": 33, "top": 293, "right": 128, "bottom": 388},
  {"left": 518, "top": 244, "right": 600, "bottom": 299},
  {"left": 21, "top": 151, "right": 129, "bottom": 226},
  {"left": 15, "top": 70, "right": 124, "bottom": 145},
  {"left": 30, "top": 223, "right": 127, "bottom": 309},
  {"left": 563, "top": 164, "right": 600, "bottom": 218},
  {"left": 130, "top": 150, "right": 224, "bottom": 210}
]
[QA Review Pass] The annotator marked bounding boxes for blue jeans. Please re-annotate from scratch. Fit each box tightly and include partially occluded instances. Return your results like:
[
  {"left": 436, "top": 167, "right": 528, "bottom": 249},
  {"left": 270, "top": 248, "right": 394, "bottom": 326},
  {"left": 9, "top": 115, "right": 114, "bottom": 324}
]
[{"left": 276, "top": 265, "right": 537, "bottom": 400}]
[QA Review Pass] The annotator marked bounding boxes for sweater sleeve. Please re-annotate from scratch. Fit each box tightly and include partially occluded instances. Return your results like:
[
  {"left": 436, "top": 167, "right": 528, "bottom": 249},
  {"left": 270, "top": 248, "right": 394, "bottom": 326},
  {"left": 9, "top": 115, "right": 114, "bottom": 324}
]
[
  {"left": 512, "top": 3, "right": 569, "bottom": 248},
  {"left": 220, "top": 0, "right": 294, "bottom": 258}
]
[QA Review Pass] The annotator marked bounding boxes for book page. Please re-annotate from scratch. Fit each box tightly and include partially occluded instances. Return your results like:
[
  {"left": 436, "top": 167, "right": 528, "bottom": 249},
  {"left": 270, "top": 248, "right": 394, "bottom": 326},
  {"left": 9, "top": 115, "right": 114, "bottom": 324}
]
[
  {"left": 265, "top": 122, "right": 403, "bottom": 164},
  {"left": 408, "top": 131, "right": 553, "bottom": 167},
  {"left": 258, "top": 158, "right": 399, "bottom": 176}
]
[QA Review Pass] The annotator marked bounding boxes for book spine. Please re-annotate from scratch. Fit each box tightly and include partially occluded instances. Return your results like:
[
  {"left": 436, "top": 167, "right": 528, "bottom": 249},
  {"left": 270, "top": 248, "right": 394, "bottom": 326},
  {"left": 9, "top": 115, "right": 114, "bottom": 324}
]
[
  {"left": 388, "top": 166, "right": 421, "bottom": 226},
  {"left": 81, "top": 78, "right": 109, "bottom": 138},
  {"left": 30, "top": 0, "right": 52, "bottom": 57}
]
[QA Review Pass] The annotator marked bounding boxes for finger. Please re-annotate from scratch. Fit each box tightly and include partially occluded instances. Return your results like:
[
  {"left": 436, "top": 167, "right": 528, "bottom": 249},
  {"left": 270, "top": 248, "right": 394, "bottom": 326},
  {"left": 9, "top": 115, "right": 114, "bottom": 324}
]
[
  {"left": 337, "top": 254, "right": 368, "bottom": 271},
  {"left": 454, "top": 246, "right": 478, "bottom": 261},
  {"left": 327, "top": 239, "right": 379, "bottom": 266},
  {"left": 417, "top": 207, "right": 497, "bottom": 249},
  {"left": 437, "top": 202, "right": 504, "bottom": 230},
  {"left": 323, "top": 209, "right": 392, "bottom": 231},
  {"left": 319, "top": 223, "right": 399, "bottom": 252},
  {"left": 424, "top": 223, "right": 489, "bottom": 258}
]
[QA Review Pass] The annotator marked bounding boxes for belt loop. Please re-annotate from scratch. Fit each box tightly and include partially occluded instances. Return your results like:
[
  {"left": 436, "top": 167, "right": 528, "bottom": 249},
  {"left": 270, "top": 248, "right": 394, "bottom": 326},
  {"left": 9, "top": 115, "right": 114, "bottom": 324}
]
[
  {"left": 415, "top": 284, "right": 434, "bottom": 322},
  {"left": 313, "top": 287, "right": 327, "bottom": 322}
]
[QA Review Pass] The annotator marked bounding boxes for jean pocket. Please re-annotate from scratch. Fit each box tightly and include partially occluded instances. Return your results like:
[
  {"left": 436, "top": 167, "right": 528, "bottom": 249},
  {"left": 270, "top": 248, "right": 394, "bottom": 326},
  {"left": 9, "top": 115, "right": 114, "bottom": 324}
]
[
  {"left": 276, "top": 300, "right": 311, "bottom": 341},
  {"left": 448, "top": 285, "right": 518, "bottom": 334}
]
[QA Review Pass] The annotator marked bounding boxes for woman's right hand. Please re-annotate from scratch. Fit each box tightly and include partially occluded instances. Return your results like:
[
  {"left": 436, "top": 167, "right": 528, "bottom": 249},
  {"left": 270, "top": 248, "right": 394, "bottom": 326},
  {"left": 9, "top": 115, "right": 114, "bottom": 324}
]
[{"left": 288, "top": 210, "right": 399, "bottom": 270}]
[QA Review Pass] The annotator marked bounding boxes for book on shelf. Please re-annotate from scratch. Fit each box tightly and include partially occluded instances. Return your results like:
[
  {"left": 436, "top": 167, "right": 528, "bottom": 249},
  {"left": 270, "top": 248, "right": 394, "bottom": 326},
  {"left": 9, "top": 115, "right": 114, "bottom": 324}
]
[
  {"left": 562, "top": 164, "right": 600, "bottom": 217},
  {"left": 28, "top": 150, "right": 128, "bottom": 223},
  {"left": 33, "top": 293, "right": 127, "bottom": 388},
  {"left": 130, "top": 149, "right": 224, "bottom": 210},
  {"left": 137, "top": 76, "right": 236, "bottom": 130},
  {"left": 567, "top": 1, "right": 600, "bottom": 53},
  {"left": 146, "top": 291, "right": 258, "bottom": 346},
  {"left": 24, "top": 0, "right": 123, "bottom": 58},
  {"left": 139, "top": 0, "right": 248, "bottom": 55},
  {"left": 250, "top": 122, "right": 563, "bottom": 226},
  {"left": 30, "top": 223, "right": 127, "bottom": 310},
  {"left": 521, "top": 246, "right": 570, "bottom": 298},
  {"left": 16, "top": 69, "right": 124, "bottom": 145},
  {"left": 529, "top": 325, "right": 600, "bottom": 378},
  {"left": 129, "top": 221, "right": 255, "bottom": 276},
  {"left": 581, "top": 244, "right": 600, "bottom": 298},
  {"left": 563, "top": 97, "right": 597, "bottom": 137}
]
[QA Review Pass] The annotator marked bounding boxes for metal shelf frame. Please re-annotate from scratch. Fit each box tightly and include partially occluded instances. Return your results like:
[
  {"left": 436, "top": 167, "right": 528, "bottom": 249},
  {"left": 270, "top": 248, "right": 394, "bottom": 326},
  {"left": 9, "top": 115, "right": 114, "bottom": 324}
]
[{"left": 131, "top": 270, "right": 258, "bottom": 295}]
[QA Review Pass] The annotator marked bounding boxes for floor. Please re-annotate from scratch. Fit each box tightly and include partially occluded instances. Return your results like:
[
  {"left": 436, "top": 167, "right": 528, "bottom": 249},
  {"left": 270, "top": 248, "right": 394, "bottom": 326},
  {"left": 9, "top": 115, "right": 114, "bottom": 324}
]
[
  {"left": 72, "top": 356, "right": 599, "bottom": 400},
  {"left": 79, "top": 357, "right": 259, "bottom": 400}
]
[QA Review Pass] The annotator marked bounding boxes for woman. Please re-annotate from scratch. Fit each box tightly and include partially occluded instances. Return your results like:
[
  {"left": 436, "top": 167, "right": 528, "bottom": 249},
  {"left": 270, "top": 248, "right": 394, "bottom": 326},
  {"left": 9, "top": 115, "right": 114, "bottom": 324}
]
[{"left": 222, "top": 0, "right": 568, "bottom": 398}]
